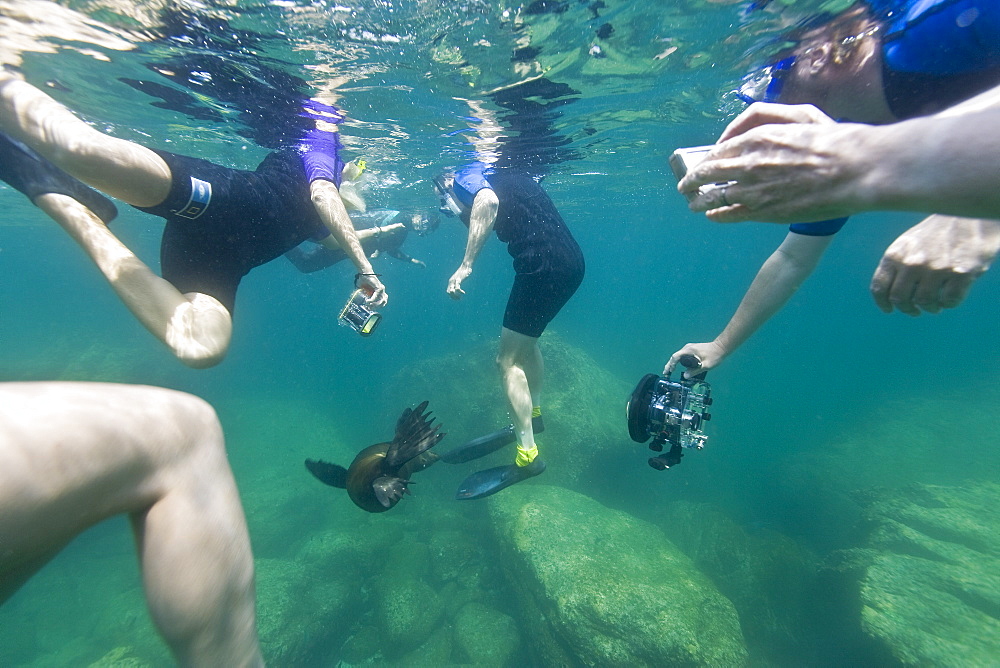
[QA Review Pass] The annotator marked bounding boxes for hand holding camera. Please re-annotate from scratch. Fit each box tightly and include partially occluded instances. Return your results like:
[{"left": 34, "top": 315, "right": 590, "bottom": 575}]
[
  {"left": 669, "top": 145, "right": 736, "bottom": 204},
  {"left": 626, "top": 354, "right": 714, "bottom": 471}
]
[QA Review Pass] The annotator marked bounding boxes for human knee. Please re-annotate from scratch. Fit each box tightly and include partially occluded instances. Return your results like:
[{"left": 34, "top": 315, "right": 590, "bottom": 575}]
[{"left": 167, "top": 294, "right": 232, "bottom": 368}]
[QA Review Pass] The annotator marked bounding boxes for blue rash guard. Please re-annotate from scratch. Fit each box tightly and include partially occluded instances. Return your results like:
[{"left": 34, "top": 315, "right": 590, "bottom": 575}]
[{"left": 790, "top": 0, "right": 1000, "bottom": 238}]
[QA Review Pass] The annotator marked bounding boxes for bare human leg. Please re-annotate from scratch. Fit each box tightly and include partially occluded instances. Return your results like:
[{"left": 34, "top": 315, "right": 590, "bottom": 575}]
[
  {"left": 0, "top": 72, "right": 170, "bottom": 207},
  {"left": 0, "top": 382, "right": 263, "bottom": 666},
  {"left": 498, "top": 326, "right": 543, "bottom": 465}
]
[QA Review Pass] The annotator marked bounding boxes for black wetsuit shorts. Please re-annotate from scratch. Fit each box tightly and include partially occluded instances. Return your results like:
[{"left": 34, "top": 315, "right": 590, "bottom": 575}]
[
  {"left": 0, "top": 132, "right": 118, "bottom": 223},
  {"left": 485, "top": 172, "right": 585, "bottom": 338},
  {"left": 134, "top": 149, "right": 324, "bottom": 313}
]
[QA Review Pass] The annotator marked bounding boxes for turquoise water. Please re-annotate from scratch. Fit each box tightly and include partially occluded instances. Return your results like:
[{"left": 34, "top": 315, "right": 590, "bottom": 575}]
[{"left": 1, "top": 1, "right": 999, "bottom": 665}]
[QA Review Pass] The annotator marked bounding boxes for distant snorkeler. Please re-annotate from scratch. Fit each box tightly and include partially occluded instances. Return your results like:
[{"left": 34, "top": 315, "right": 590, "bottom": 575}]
[
  {"left": 305, "top": 401, "right": 445, "bottom": 513},
  {"left": 285, "top": 210, "right": 440, "bottom": 274}
]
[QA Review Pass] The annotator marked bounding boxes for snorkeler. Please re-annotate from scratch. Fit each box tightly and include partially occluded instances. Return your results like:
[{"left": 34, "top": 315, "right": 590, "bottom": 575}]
[
  {"left": 437, "top": 161, "right": 585, "bottom": 500},
  {"left": 285, "top": 210, "right": 438, "bottom": 273},
  {"left": 0, "top": 69, "right": 384, "bottom": 368},
  {"left": 666, "top": 0, "right": 1000, "bottom": 377},
  {"left": 0, "top": 381, "right": 262, "bottom": 666}
]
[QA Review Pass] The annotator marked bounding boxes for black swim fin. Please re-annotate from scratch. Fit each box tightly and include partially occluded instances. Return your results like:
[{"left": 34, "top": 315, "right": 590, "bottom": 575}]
[
  {"left": 305, "top": 458, "right": 348, "bottom": 489},
  {"left": 439, "top": 415, "right": 545, "bottom": 464},
  {"left": 455, "top": 458, "right": 546, "bottom": 500}
]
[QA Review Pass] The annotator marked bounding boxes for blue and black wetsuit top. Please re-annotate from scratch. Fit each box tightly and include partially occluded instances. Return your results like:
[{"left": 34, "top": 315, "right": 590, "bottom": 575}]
[
  {"left": 791, "top": 0, "right": 1000, "bottom": 237},
  {"left": 453, "top": 162, "right": 585, "bottom": 338}
]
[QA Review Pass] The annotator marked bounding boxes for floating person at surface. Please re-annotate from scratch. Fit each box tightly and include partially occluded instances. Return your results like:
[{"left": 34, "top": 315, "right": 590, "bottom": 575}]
[
  {"left": 0, "top": 381, "right": 262, "bottom": 666},
  {"left": 0, "top": 68, "right": 383, "bottom": 368},
  {"left": 305, "top": 401, "right": 445, "bottom": 513},
  {"left": 666, "top": 0, "right": 1000, "bottom": 378},
  {"left": 437, "top": 159, "right": 585, "bottom": 500},
  {"left": 285, "top": 210, "right": 439, "bottom": 274}
]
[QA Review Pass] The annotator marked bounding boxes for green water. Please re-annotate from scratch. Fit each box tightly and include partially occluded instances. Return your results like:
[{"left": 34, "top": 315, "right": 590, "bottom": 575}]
[{"left": 1, "top": 1, "right": 998, "bottom": 665}]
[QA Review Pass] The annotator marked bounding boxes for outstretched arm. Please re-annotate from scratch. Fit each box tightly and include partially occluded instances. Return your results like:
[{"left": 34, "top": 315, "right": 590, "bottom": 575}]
[
  {"left": 310, "top": 178, "right": 387, "bottom": 305},
  {"left": 665, "top": 232, "right": 832, "bottom": 376},
  {"left": 681, "top": 84, "right": 1000, "bottom": 223},
  {"left": 447, "top": 188, "right": 499, "bottom": 299}
]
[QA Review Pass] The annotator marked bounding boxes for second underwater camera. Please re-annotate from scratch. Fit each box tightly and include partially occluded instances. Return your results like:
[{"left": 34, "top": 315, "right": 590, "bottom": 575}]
[{"left": 626, "top": 355, "right": 713, "bottom": 471}]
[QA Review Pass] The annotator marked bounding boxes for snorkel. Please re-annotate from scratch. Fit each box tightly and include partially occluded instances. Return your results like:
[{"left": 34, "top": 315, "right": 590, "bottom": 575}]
[
  {"left": 433, "top": 174, "right": 464, "bottom": 218},
  {"left": 339, "top": 158, "right": 368, "bottom": 212}
]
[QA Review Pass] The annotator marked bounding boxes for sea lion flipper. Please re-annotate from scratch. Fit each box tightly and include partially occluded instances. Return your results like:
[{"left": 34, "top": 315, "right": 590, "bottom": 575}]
[
  {"left": 373, "top": 475, "right": 411, "bottom": 508},
  {"left": 305, "top": 458, "right": 349, "bottom": 488},
  {"left": 385, "top": 400, "right": 445, "bottom": 469}
]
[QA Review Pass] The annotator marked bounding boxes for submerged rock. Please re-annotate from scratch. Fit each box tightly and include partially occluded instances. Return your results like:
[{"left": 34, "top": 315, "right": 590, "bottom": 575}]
[
  {"left": 661, "top": 500, "right": 819, "bottom": 665},
  {"left": 255, "top": 557, "right": 362, "bottom": 665},
  {"left": 452, "top": 601, "right": 520, "bottom": 666},
  {"left": 488, "top": 484, "right": 748, "bottom": 666},
  {"left": 856, "top": 480, "right": 1000, "bottom": 665}
]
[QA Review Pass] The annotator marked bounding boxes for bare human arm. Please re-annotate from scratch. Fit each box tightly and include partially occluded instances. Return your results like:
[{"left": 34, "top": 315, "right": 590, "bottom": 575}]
[
  {"left": 870, "top": 215, "right": 1000, "bottom": 315},
  {"left": 447, "top": 187, "right": 499, "bottom": 299},
  {"left": 309, "top": 178, "right": 388, "bottom": 306},
  {"left": 680, "top": 84, "right": 1000, "bottom": 223},
  {"left": 665, "top": 231, "right": 832, "bottom": 377}
]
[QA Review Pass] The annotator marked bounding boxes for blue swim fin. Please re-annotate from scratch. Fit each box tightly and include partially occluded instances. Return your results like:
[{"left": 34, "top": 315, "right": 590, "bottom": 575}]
[
  {"left": 455, "top": 458, "right": 546, "bottom": 500},
  {"left": 439, "top": 426, "right": 515, "bottom": 464},
  {"left": 439, "top": 416, "right": 545, "bottom": 464}
]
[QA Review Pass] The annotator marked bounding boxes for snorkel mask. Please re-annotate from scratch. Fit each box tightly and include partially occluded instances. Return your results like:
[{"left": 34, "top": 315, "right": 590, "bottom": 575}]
[
  {"left": 409, "top": 212, "right": 440, "bottom": 237},
  {"left": 735, "top": 55, "right": 795, "bottom": 104}
]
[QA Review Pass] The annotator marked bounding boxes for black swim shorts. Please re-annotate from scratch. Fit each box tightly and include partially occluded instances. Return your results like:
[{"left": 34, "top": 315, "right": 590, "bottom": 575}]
[{"left": 503, "top": 230, "right": 585, "bottom": 338}]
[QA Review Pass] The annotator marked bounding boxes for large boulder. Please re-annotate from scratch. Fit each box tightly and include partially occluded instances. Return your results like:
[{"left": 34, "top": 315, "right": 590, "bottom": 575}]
[
  {"left": 452, "top": 601, "right": 520, "bottom": 666},
  {"left": 255, "top": 556, "right": 362, "bottom": 665},
  {"left": 856, "top": 480, "right": 1000, "bottom": 665},
  {"left": 661, "top": 500, "right": 819, "bottom": 665},
  {"left": 488, "top": 484, "right": 748, "bottom": 666}
]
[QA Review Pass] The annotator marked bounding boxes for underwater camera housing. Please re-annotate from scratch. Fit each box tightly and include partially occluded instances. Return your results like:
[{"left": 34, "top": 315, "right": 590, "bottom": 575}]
[
  {"left": 339, "top": 289, "right": 381, "bottom": 337},
  {"left": 626, "top": 355, "right": 713, "bottom": 471},
  {"left": 669, "top": 145, "right": 735, "bottom": 202}
]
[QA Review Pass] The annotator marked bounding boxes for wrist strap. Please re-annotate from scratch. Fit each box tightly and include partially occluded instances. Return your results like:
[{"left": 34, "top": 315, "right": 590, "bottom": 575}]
[{"left": 354, "top": 272, "right": 381, "bottom": 287}]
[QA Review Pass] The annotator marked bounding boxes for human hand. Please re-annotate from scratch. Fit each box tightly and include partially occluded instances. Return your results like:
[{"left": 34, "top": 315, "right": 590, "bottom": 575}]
[
  {"left": 447, "top": 265, "right": 471, "bottom": 300},
  {"left": 870, "top": 215, "right": 1000, "bottom": 316},
  {"left": 678, "top": 104, "right": 870, "bottom": 224},
  {"left": 356, "top": 273, "right": 388, "bottom": 307},
  {"left": 717, "top": 102, "right": 835, "bottom": 142},
  {"left": 664, "top": 341, "right": 728, "bottom": 379}
]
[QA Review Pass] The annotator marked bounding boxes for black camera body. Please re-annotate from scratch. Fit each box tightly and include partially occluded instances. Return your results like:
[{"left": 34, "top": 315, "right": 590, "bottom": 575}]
[{"left": 626, "top": 359, "right": 713, "bottom": 470}]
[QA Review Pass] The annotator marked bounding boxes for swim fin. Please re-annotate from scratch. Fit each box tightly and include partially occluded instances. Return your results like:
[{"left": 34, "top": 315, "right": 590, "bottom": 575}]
[
  {"left": 455, "top": 458, "right": 546, "bottom": 500},
  {"left": 439, "top": 426, "right": 515, "bottom": 464},
  {"left": 439, "top": 415, "right": 545, "bottom": 464}
]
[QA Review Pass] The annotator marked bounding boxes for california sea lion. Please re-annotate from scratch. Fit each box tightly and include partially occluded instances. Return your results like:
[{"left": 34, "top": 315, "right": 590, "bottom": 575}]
[{"left": 305, "top": 401, "right": 444, "bottom": 512}]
